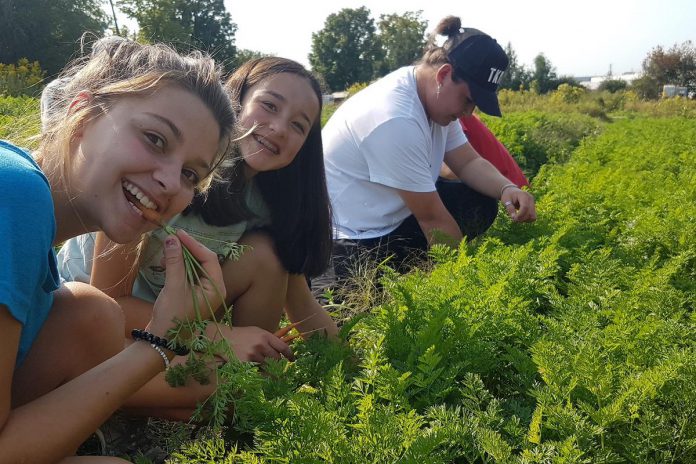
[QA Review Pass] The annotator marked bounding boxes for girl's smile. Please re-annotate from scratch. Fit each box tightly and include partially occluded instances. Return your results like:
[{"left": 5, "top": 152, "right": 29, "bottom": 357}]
[{"left": 238, "top": 73, "right": 320, "bottom": 176}]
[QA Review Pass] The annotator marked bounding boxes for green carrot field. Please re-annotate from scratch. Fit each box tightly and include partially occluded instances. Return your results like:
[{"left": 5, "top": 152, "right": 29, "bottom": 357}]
[{"left": 3, "top": 94, "right": 696, "bottom": 463}]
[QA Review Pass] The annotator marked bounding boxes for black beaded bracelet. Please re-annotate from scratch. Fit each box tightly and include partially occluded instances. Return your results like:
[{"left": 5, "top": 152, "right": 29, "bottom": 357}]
[{"left": 131, "top": 328, "right": 190, "bottom": 356}]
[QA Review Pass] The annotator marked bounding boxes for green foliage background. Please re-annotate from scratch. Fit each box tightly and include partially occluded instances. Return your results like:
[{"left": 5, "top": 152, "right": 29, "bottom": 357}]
[{"left": 3, "top": 95, "right": 695, "bottom": 463}]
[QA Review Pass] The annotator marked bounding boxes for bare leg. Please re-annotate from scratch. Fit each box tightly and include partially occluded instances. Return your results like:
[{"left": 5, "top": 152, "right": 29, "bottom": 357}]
[
  {"left": 223, "top": 231, "right": 288, "bottom": 331},
  {"left": 121, "top": 231, "right": 289, "bottom": 335},
  {"left": 122, "top": 350, "right": 218, "bottom": 421},
  {"left": 11, "top": 282, "right": 125, "bottom": 459},
  {"left": 12, "top": 282, "right": 125, "bottom": 408}
]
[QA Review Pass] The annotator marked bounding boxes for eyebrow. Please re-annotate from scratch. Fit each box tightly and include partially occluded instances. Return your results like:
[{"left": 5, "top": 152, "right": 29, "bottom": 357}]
[
  {"left": 144, "top": 112, "right": 212, "bottom": 172},
  {"left": 145, "top": 113, "right": 182, "bottom": 141},
  {"left": 262, "top": 90, "right": 313, "bottom": 126}
]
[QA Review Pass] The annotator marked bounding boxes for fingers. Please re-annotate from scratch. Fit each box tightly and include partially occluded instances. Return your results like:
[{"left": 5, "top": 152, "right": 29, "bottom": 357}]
[
  {"left": 176, "top": 229, "right": 226, "bottom": 304},
  {"left": 223, "top": 326, "right": 294, "bottom": 364},
  {"left": 250, "top": 334, "right": 292, "bottom": 363},
  {"left": 268, "top": 336, "right": 295, "bottom": 361},
  {"left": 162, "top": 235, "right": 185, "bottom": 289},
  {"left": 501, "top": 190, "right": 537, "bottom": 223},
  {"left": 503, "top": 199, "right": 517, "bottom": 219},
  {"left": 516, "top": 200, "right": 538, "bottom": 222},
  {"left": 513, "top": 193, "right": 537, "bottom": 222}
]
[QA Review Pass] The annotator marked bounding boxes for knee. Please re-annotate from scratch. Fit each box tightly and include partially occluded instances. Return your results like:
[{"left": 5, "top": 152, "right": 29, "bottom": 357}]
[
  {"left": 239, "top": 231, "right": 286, "bottom": 277},
  {"left": 61, "top": 282, "right": 125, "bottom": 353}
]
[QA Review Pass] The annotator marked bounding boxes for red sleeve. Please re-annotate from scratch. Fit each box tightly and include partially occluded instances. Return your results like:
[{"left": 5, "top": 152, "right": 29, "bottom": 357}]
[{"left": 460, "top": 115, "right": 529, "bottom": 187}]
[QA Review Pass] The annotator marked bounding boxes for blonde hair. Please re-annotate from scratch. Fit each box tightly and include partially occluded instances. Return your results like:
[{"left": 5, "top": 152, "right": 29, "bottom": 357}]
[{"left": 37, "top": 38, "right": 236, "bottom": 193}]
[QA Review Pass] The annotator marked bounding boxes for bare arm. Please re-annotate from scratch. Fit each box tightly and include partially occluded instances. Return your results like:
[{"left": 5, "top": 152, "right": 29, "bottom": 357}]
[
  {"left": 396, "top": 188, "right": 463, "bottom": 248},
  {"left": 444, "top": 143, "right": 537, "bottom": 222},
  {"left": 284, "top": 274, "right": 338, "bottom": 339},
  {"left": 90, "top": 231, "right": 139, "bottom": 299},
  {"left": 0, "top": 305, "right": 166, "bottom": 463},
  {"left": 0, "top": 232, "right": 225, "bottom": 463}
]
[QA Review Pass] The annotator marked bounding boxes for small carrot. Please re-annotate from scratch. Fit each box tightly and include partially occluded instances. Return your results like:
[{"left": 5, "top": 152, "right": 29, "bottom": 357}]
[
  {"left": 127, "top": 191, "right": 164, "bottom": 226},
  {"left": 274, "top": 321, "right": 302, "bottom": 339},
  {"left": 140, "top": 206, "right": 164, "bottom": 226},
  {"left": 273, "top": 313, "right": 319, "bottom": 339},
  {"left": 280, "top": 327, "right": 326, "bottom": 343},
  {"left": 281, "top": 332, "right": 302, "bottom": 343}
]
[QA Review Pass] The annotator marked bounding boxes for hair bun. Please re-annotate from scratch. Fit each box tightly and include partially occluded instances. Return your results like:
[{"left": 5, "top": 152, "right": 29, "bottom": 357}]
[{"left": 434, "top": 16, "right": 462, "bottom": 38}]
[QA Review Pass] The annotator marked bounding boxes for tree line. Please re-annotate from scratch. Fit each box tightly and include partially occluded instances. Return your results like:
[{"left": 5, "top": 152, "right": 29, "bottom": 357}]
[{"left": 1, "top": 0, "right": 694, "bottom": 98}]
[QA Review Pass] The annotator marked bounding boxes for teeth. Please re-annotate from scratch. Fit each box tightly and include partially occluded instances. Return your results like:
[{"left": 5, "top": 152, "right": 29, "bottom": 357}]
[
  {"left": 122, "top": 180, "right": 157, "bottom": 210},
  {"left": 254, "top": 134, "right": 278, "bottom": 154}
]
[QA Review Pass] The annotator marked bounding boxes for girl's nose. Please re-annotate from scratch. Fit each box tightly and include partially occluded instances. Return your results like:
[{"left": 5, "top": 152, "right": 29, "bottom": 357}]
[
  {"left": 153, "top": 160, "right": 182, "bottom": 195},
  {"left": 269, "top": 117, "right": 288, "bottom": 137}
]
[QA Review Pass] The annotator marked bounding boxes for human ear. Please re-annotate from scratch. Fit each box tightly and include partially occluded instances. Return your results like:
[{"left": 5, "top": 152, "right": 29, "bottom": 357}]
[
  {"left": 435, "top": 64, "right": 453, "bottom": 87},
  {"left": 67, "top": 91, "right": 95, "bottom": 142},
  {"left": 67, "top": 91, "right": 94, "bottom": 115}
]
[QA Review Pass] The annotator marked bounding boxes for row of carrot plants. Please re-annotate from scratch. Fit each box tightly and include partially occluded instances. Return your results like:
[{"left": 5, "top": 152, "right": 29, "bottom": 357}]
[{"left": 162, "top": 117, "right": 694, "bottom": 462}]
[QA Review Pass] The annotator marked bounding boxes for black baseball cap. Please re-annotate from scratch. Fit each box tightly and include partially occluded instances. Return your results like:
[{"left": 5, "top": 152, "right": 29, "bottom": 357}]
[{"left": 447, "top": 30, "right": 509, "bottom": 117}]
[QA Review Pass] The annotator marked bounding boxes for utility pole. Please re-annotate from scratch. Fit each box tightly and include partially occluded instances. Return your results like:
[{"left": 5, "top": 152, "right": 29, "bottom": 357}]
[{"left": 108, "top": 0, "right": 120, "bottom": 35}]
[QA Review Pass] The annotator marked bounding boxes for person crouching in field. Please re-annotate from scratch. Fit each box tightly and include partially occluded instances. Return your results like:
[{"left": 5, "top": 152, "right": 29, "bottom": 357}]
[
  {"left": 321, "top": 15, "right": 537, "bottom": 282},
  {"left": 1, "top": 37, "right": 234, "bottom": 463}
]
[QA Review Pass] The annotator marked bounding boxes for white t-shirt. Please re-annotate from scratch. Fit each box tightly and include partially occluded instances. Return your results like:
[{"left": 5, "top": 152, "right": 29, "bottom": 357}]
[{"left": 322, "top": 66, "right": 468, "bottom": 240}]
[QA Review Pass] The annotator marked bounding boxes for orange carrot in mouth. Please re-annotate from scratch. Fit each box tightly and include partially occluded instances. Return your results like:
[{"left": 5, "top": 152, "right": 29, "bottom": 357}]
[
  {"left": 126, "top": 190, "right": 163, "bottom": 226},
  {"left": 139, "top": 205, "right": 163, "bottom": 226}
]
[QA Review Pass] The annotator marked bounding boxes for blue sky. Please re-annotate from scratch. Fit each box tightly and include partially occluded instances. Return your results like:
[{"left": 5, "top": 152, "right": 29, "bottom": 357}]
[{"left": 113, "top": 0, "right": 695, "bottom": 78}]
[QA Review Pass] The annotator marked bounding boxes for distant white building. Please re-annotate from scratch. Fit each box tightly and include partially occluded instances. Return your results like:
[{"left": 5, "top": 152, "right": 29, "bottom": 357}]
[
  {"left": 662, "top": 84, "right": 688, "bottom": 97},
  {"left": 578, "top": 72, "right": 642, "bottom": 90}
]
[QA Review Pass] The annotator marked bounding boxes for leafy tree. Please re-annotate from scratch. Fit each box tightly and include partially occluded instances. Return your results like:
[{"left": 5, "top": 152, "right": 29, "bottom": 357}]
[
  {"left": 377, "top": 11, "right": 427, "bottom": 75},
  {"left": 598, "top": 79, "right": 628, "bottom": 93},
  {"left": 0, "top": 0, "right": 107, "bottom": 76},
  {"left": 630, "top": 74, "right": 660, "bottom": 99},
  {"left": 641, "top": 41, "right": 696, "bottom": 95},
  {"left": 530, "top": 53, "right": 558, "bottom": 94},
  {"left": 118, "top": 0, "right": 237, "bottom": 68},
  {"left": 309, "top": 7, "right": 384, "bottom": 92},
  {"left": 499, "top": 42, "right": 530, "bottom": 91}
]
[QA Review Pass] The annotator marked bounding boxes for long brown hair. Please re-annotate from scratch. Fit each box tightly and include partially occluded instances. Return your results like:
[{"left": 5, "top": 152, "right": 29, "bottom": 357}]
[{"left": 187, "top": 57, "right": 332, "bottom": 277}]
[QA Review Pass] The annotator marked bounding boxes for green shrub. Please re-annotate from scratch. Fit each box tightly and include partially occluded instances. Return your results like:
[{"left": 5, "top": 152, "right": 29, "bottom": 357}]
[
  {"left": 481, "top": 111, "right": 602, "bottom": 179},
  {"left": 550, "top": 83, "right": 586, "bottom": 104},
  {"left": 0, "top": 59, "right": 45, "bottom": 97},
  {"left": 0, "top": 95, "right": 40, "bottom": 148}
]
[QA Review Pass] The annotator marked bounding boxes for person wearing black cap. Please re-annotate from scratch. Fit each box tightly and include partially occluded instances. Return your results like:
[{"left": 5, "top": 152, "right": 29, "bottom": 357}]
[{"left": 321, "top": 15, "right": 536, "bottom": 281}]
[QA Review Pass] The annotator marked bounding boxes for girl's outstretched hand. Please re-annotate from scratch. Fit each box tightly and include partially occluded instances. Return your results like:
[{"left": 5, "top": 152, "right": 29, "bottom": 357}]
[
  {"left": 205, "top": 324, "right": 294, "bottom": 364},
  {"left": 148, "top": 230, "right": 226, "bottom": 337}
]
